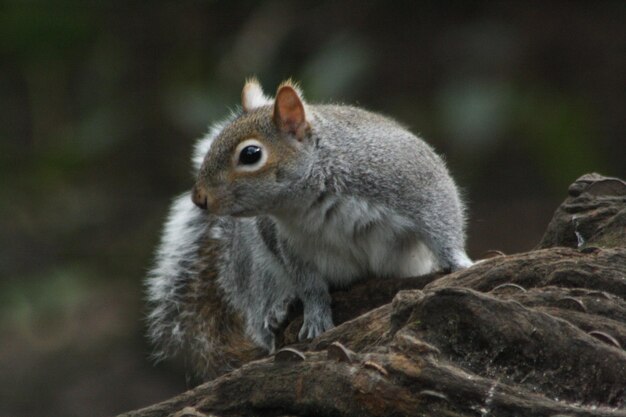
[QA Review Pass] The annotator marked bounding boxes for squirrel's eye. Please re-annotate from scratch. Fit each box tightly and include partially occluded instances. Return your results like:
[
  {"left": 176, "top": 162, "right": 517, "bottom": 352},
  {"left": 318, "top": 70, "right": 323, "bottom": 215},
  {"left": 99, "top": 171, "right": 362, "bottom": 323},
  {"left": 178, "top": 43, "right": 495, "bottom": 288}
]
[{"left": 239, "top": 145, "right": 262, "bottom": 165}]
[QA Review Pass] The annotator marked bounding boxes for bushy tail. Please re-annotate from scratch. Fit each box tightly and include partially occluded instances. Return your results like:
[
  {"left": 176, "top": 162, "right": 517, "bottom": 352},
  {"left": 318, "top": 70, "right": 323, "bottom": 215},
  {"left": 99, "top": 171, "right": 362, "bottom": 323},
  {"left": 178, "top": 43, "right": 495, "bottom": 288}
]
[{"left": 145, "top": 194, "right": 262, "bottom": 380}]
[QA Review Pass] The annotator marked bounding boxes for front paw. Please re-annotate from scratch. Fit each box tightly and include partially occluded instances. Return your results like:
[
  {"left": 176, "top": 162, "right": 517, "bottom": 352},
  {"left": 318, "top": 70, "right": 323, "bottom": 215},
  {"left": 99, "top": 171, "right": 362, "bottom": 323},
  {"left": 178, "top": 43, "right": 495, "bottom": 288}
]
[
  {"left": 298, "top": 310, "right": 334, "bottom": 341},
  {"left": 264, "top": 296, "right": 295, "bottom": 332}
]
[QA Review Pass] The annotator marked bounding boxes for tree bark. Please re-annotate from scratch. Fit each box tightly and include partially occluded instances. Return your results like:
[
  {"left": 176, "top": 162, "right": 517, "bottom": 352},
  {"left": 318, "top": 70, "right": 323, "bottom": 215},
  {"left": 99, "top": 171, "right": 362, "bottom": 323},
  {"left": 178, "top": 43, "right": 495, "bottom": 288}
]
[{"left": 119, "top": 173, "right": 626, "bottom": 417}]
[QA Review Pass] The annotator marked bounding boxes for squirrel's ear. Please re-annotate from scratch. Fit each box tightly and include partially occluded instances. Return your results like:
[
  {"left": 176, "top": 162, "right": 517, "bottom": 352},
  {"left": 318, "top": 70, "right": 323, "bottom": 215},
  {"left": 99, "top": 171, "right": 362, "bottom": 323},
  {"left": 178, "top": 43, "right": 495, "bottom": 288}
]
[
  {"left": 273, "top": 85, "right": 308, "bottom": 140},
  {"left": 242, "top": 78, "right": 271, "bottom": 112}
]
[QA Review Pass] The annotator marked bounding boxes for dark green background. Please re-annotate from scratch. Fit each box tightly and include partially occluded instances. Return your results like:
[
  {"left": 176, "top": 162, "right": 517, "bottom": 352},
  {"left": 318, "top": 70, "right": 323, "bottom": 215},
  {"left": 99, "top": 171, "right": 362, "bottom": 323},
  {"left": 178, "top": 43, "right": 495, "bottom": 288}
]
[{"left": 1, "top": 2, "right": 624, "bottom": 416}]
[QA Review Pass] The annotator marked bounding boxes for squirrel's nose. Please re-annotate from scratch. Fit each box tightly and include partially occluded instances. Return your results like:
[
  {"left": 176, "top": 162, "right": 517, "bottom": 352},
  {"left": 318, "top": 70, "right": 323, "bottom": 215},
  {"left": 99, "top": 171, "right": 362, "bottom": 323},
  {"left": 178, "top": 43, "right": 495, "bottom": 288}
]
[{"left": 191, "top": 184, "right": 208, "bottom": 210}]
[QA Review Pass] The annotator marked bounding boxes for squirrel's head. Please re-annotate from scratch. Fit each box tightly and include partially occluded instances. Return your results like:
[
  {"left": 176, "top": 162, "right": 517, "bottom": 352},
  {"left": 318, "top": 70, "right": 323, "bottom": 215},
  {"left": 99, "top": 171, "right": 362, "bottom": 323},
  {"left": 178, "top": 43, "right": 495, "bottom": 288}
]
[{"left": 192, "top": 79, "right": 313, "bottom": 217}]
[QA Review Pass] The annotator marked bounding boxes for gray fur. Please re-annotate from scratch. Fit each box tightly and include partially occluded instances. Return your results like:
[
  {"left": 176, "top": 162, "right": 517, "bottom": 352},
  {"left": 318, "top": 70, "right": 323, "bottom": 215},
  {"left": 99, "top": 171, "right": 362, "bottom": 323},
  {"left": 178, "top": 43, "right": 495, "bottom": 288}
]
[{"left": 146, "top": 85, "right": 471, "bottom": 376}]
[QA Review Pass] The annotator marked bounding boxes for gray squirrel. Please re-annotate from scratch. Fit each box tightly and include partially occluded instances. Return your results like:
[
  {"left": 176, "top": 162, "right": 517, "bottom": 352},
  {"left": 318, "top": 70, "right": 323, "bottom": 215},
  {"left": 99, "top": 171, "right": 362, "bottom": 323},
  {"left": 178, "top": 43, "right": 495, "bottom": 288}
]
[{"left": 146, "top": 79, "right": 472, "bottom": 379}]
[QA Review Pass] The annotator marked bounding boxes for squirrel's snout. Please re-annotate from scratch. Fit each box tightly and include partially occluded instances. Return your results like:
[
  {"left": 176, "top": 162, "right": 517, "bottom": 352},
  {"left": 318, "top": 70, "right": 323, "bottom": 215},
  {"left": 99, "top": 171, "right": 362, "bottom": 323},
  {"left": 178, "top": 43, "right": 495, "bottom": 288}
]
[{"left": 192, "top": 184, "right": 208, "bottom": 210}]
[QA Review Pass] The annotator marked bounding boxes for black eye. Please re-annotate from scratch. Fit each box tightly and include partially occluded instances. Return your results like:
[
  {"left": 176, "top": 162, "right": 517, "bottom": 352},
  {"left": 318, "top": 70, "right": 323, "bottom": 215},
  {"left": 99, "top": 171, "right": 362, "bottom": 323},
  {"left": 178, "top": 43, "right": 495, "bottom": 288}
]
[{"left": 239, "top": 145, "right": 262, "bottom": 165}]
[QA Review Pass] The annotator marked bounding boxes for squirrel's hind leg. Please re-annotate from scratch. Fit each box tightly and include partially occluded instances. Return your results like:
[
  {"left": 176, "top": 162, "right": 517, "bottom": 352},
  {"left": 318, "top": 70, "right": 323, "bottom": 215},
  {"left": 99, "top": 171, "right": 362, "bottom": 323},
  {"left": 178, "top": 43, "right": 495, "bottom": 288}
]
[
  {"left": 433, "top": 246, "right": 473, "bottom": 273},
  {"left": 415, "top": 223, "right": 473, "bottom": 273}
]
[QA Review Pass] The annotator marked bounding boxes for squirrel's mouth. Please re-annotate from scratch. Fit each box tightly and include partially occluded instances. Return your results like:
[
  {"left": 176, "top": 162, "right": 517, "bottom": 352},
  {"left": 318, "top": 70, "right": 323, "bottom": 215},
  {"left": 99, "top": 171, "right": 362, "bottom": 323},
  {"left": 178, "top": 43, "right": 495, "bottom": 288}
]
[
  {"left": 206, "top": 200, "right": 255, "bottom": 218},
  {"left": 227, "top": 207, "right": 256, "bottom": 218}
]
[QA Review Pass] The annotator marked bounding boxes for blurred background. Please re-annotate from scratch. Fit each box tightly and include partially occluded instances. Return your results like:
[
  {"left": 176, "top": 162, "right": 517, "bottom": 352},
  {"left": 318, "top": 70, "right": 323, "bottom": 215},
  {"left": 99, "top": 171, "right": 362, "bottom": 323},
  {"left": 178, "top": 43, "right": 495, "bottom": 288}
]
[{"left": 1, "top": 1, "right": 624, "bottom": 416}]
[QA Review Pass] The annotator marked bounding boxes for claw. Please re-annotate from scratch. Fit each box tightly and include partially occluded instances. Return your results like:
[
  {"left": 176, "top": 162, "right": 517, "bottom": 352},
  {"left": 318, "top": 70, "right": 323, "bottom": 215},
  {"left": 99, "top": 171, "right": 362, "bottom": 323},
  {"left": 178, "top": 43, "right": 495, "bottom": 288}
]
[{"left": 298, "top": 316, "right": 334, "bottom": 341}]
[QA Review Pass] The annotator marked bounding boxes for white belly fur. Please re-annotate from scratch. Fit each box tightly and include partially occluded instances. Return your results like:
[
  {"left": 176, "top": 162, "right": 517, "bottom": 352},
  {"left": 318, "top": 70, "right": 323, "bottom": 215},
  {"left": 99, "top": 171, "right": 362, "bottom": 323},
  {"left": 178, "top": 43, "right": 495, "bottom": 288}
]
[{"left": 276, "top": 197, "right": 435, "bottom": 286}]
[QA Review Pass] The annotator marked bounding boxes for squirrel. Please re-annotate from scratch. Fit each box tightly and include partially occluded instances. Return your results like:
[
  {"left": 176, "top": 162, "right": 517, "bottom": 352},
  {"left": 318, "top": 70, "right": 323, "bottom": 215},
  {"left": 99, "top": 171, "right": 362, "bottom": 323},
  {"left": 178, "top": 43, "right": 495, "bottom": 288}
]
[{"left": 146, "top": 78, "right": 473, "bottom": 379}]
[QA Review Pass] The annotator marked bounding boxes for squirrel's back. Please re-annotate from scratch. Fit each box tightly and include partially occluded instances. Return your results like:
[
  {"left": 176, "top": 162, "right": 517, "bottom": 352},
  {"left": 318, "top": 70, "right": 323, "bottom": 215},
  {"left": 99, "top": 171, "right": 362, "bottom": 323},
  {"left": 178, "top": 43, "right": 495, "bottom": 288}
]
[
  {"left": 307, "top": 104, "right": 455, "bottom": 192},
  {"left": 297, "top": 104, "right": 465, "bottom": 250}
]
